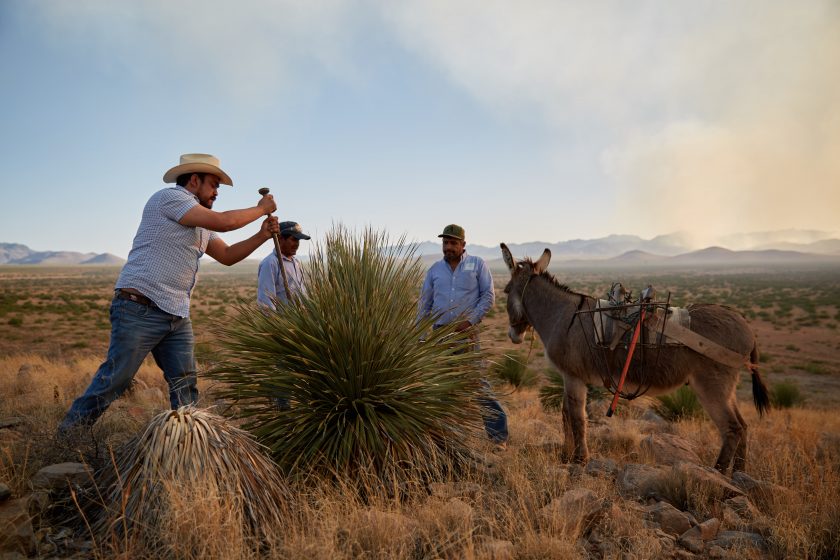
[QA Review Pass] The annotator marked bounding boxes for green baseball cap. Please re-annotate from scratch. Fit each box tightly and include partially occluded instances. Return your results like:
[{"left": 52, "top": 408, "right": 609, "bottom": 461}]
[{"left": 438, "top": 224, "right": 465, "bottom": 240}]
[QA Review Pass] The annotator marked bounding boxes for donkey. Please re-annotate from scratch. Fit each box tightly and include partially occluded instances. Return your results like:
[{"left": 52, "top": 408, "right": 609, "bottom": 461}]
[{"left": 500, "top": 243, "right": 770, "bottom": 473}]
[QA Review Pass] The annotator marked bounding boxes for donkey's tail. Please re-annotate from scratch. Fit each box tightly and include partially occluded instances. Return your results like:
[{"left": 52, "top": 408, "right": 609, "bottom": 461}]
[{"left": 749, "top": 344, "right": 770, "bottom": 417}]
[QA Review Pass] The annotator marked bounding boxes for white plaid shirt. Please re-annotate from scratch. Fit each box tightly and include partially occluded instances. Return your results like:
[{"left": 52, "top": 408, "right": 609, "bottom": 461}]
[{"left": 116, "top": 186, "right": 219, "bottom": 317}]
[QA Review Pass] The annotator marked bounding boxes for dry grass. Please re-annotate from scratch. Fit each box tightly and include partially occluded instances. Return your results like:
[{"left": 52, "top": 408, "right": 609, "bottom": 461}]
[
  {"left": 1, "top": 265, "right": 839, "bottom": 558},
  {"left": 2, "top": 352, "right": 839, "bottom": 558}
]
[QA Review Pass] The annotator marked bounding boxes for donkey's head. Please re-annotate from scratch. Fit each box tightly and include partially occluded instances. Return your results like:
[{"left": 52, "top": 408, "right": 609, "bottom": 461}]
[{"left": 500, "top": 243, "right": 551, "bottom": 344}]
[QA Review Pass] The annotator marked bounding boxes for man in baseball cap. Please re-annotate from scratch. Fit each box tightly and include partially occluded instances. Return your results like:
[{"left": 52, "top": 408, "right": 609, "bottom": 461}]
[
  {"left": 417, "top": 223, "right": 509, "bottom": 448},
  {"left": 258, "top": 220, "right": 311, "bottom": 309}
]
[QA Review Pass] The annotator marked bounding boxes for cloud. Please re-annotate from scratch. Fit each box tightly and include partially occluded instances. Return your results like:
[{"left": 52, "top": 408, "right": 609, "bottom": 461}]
[
  {"left": 32, "top": 0, "right": 360, "bottom": 107},
  {"left": 379, "top": 0, "right": 840, "bottom": 238},
  {"left": 28, "top": 0, "right": 840, "bottom": 241}
]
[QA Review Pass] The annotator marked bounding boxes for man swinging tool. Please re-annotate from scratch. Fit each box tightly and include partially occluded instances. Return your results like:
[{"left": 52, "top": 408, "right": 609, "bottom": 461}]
[
  {"left": 256, "top": 187, "right": 310, "bottom": 310},
  {"left": 59, "top": 154, "right": 280, "bottom": 435}
]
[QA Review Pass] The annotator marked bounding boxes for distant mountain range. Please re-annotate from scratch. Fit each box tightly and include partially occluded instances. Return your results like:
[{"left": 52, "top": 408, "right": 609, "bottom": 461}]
[
  {"left": 414, "top": 230, "right": 840, "bottom": 262},
  {"left": 0, "top": 243, "right": 125, "bottom": 266},
  {"left": 3, "top": 229, "right": 839, "bottom": 266}
]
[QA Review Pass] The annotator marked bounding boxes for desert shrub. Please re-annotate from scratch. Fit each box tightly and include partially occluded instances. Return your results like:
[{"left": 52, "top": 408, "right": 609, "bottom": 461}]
[
  {"left": 539, "top": 368, "right": 565, "bottom": 411},
  {"left": 493, "top": 352, "right": 537, "bottom": 389},
  {"left": 82, "top": 407, "right": 290, "bottom": 556},
  {"left": 206, "top": 226, "right": 483, "bottom": 487},
  {"left": 770, "top": 379, "right": 805, "bottom": 409},
  {"left": 654, "top": 385, "right": 704, "bottom": 422}
]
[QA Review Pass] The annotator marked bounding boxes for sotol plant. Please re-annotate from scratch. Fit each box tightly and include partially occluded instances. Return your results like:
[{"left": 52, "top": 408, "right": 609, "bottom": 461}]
[
  {"left": 84, "top": 407, "right": 291, "bottom": 554},
  {"left": 207, "top": 227, "right": 484, "bottom": 486}
]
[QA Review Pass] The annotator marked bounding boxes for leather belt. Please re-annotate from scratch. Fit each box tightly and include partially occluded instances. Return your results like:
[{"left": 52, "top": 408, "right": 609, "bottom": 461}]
[{"left": 116, "top": 289, "right": 157, "bottom": 308}]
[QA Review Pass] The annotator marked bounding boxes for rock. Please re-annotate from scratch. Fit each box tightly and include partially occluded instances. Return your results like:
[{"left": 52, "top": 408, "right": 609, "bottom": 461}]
[
  {"left": 539, "top": 488, "right": 605, "bottom": 535},
  {"left": 30, "top": 463, "right": 91, "bottom": 491},
  {"left": 584, "top": 457, "right": 618, "bottom": 478},
  {"left": 616, "top": 463, "right": 667, "bottom": 499},
  {"left": 721, "top": 505, "right": 744, "bottom": 529},
  {"left": 0, "top": 485, "right": 10, "bottom": 503},
  {"left": 697, "top": 517, "right": 721, "bottom": 540},
  {"left": 731, "top": 471, "right": 794, "bottom": 509},
  {"left": 678, "top": 518, "right": 720, "bottom": 553},
  {"left": 476, "top": 538, "right": 515, "bottom": 560},
  {"left": 0, "top": 419, "right": 25, "bottom": 430},
  {"left": 645, "top": 501, "right": 692, "bottom": 536},
  {"left": 707, "top": 530, "right": 767, "bottom": 552},
  {"left": 0, "top": 498, "right": 35, "bottom": 555},
  {"left": 723, "top": 495, "right": 760, "bottom": 522},
  {"left": 27, "top": 492, "right": 50, "bottom": 518},
  {"left": 671, "top": 463, "right": 743, "bottom": 499},
  {"left": 707, "top": 544, "right": 727, "bottom": 558},
  {"left": 641, "top": 408, "right": 669, "bottom": 426},
  {"left": 640, "top": 433, "right": 702, "bottom": 465},
  {"left": 677, "top": 527, "right": 705, "bottom": 554}
]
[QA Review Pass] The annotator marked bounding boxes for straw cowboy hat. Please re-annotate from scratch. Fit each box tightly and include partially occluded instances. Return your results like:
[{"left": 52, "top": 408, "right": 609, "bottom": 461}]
[{"left": 162, "top": 153, "right": 233, "bottom": 186}]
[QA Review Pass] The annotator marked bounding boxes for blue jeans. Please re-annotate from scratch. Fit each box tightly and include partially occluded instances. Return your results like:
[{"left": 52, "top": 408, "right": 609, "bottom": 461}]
[
  {"left": 59, "top": 296, "right": 198, "bottom": 431},
  {"left": 479, "top": 379, "right": 509, "bottom": 444},
  {"left": 442, "top": 329, "right": 509, "bottom": 444}
]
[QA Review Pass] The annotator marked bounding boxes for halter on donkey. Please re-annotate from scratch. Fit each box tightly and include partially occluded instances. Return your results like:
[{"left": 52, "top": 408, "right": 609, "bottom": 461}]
[{"left": 500, "top": 243, "right": 770, "bottom": 474}]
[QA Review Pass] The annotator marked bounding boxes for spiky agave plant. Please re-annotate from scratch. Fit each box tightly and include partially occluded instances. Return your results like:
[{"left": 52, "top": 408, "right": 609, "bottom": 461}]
[
  {"left": 84, "top": 406, "right": 291, "bottom": 553},
  {"left": 206, "top": 226, "right": 484, "bottom": 486}
]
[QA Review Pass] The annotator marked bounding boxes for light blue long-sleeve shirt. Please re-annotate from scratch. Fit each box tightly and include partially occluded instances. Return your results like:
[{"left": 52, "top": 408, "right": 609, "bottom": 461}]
[
  {"left": 417, "top": 253, "right": 495, "bottom": 326},
  {"left": 257, "top": 253, "right": 306, "bottom": 309}
]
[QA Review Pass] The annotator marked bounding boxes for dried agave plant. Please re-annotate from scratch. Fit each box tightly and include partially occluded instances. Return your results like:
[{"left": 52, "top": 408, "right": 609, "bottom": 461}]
[
  {"left": 82, "top": 406, "right": 291, "bottom": 554},
  {"left": 206, "top": 226, "right": 485, "bottom": 488}
]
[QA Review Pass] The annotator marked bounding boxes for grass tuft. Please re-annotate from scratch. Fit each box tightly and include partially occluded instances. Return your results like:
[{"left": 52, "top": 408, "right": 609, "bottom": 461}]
[
  {"left": 770, "top": 379, "right": 805, "bottom": 409},
  {"left": 654, "top": 385, "right": 705, "bottom": 422},
  {"left": 492, "top": 352, "right": 537, "bottom": 389}
]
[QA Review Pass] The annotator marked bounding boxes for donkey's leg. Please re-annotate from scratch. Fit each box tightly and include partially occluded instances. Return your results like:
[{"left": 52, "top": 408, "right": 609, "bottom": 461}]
[
  {"left": 562, "top": 375, "right": 589, "bottom": 464},
  {"left": 731, "top": 403, "right": 749, "bottom": 472},
  {"left": 691, "top": 373, "right": 744, "bottom": 473}
]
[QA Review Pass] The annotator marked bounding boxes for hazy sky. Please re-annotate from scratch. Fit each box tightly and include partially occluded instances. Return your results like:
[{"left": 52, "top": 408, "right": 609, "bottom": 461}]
[{"left": 1, "top": 0, "right": 838, "bottom": 259}]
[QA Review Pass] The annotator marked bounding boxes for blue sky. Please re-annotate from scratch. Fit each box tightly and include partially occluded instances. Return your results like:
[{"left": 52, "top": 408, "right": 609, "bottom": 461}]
[{"left": 1, "top": 0, "right": 838, "bottom": 260}]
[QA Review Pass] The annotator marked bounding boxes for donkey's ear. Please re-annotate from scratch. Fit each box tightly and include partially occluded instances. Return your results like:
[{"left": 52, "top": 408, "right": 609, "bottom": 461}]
[
  {"left": 534, "top": 249, "right": 551, "bottom": 273},
  {"left": 500, "top": 243, "right": 516, "bottom": 271}
]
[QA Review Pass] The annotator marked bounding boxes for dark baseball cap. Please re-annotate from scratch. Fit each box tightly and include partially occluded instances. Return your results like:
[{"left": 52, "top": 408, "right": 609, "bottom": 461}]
[
  {"left": 279, "top": 221, "right": 311, "bottom": 240},
  {"left": 437, "top": 224, "right": 465, "bottom": 240}
]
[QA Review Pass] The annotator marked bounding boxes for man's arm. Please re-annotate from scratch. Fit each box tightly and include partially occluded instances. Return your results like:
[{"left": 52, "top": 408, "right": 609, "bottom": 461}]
[
  {"left": 179, "top": 195, "right": 276, "bottom": 232},
  {"left": 468, "top": 259, "right": 495, "bottom": 325},
  {"left": 205, "top": 216, "right": 279, "bottom": 266},
  {"left": 257, "top": 258, "right": 278, "bottom": 310}
]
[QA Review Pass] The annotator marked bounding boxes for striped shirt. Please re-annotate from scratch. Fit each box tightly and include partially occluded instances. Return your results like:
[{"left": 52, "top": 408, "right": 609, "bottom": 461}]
[
  {"left": 417, "top": 253, "right": 495, "bottom": 326},
  {"left": 257, "top": 253, "right": 306, "bottom": 309},
  {"left": 115, "top": 186, "right": 219, "bottom": 317}
]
